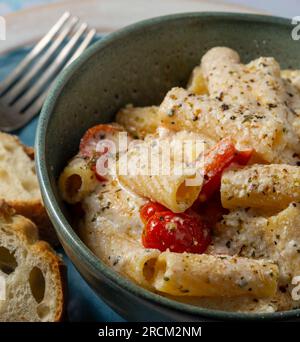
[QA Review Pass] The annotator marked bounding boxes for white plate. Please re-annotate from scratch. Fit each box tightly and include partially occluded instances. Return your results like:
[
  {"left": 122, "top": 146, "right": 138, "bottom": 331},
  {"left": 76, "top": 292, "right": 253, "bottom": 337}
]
[{"left": 1, "top": 0, "right": 263, "bottom": 55}]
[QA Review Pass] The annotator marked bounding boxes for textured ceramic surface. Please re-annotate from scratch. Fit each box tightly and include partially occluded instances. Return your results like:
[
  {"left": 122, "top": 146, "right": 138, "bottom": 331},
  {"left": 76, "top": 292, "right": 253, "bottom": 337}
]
[{"left": 36, "top": 12, "right": 300, "bottom": 321}]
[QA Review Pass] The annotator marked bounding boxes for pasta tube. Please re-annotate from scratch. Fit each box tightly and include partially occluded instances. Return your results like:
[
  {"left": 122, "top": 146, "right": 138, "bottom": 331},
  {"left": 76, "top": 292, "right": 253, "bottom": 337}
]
[
  {"left": 116, "top": 105, "right": 159, "bottom": 139},
  {"left": 221, "top": 164, "right": 300, "bottom": 210},
  {"left": 80, "top": 224, "right": 160, "bottom": 288},
  {"left": 151, "top": 252, "right": 278, "bottom": 298},
  {"left": 117, "top": 133, "right": 205, "bottom": 213},
  {"left": 264, "top": 203, "right": 300, "bottom": 281},
  {"left": 281, "top": 69, "right": 300, "bottom": 91},
  {"left": 58, "top": 157, "right": 97, "bottom": 204},
  {"left": 158, "top": 87, "right": 285, "bottom": 162}
]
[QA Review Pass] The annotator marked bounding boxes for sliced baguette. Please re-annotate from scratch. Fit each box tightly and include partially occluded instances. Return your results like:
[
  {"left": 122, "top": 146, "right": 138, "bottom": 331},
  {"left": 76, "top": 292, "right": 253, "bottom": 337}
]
[
  {"left": 0, "top": 132, "right": 58, "bottom": 245},
  {"left": 0, "top": 201, "right": 66, "bottom": 322}
]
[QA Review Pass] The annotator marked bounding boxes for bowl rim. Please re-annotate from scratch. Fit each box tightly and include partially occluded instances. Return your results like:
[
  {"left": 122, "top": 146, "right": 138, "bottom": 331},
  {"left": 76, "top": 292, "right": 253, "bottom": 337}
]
[{"left": 36, "top": 11, "right": 300, "bottom": 321}]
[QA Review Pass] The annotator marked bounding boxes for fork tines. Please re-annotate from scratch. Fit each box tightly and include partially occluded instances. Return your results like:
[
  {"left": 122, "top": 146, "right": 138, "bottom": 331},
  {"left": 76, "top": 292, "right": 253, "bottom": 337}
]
[{"left": 0, "top": 12, "right": 96, "bottom": 132}]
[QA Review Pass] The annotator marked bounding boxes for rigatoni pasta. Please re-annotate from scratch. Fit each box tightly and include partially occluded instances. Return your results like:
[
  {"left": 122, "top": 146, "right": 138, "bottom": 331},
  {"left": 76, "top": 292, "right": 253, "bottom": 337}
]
[
  {"left": 58, "top": 157, "right": 97, "bottom": 204},
  {"left": 158, "top": 87, "right": 285, "bottom": 162},
  {"left": 264, "top": 203, "right": 300, "bottom": 281},
  {"left": 117, "top": 132, "right": 205, "bottom": 213},
  {"left": 221, "top": 164, "right": 300, "bottom": 210},
  {"left": 59, "top": 46, "right": 300, "bottom": 313},
  {"left": 116, "top": 105, "right": 159, "bottom": 139},
  {"left": 281, "top": 69, "right": 300, "bottom": 91},
  {"left": 151, "top": 252, "right": 278, "bottom": 297},
  {"left": 80, "top": 224, "right": 160, "bottom": 288}
]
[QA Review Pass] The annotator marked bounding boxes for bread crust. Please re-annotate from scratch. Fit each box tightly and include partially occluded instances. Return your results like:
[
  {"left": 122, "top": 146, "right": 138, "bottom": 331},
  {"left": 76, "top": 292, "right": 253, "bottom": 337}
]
[
  {"left": 0, "top": 201, "right": 66, "bottom": 322},
  {"left": 0, "top": 132, "right": 59, "bottom": 246},
  {"left": 30, "top": 241, "right": 66, "bottom": 322},
  {"left": 9, "top": 199, "right": 59, "bottom": 246}
]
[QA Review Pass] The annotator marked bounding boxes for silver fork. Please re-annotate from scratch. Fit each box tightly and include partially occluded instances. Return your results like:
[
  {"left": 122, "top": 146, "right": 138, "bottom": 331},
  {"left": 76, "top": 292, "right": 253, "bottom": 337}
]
[{"left": 0, "top": 12, "right": 96, "bottom": 132}]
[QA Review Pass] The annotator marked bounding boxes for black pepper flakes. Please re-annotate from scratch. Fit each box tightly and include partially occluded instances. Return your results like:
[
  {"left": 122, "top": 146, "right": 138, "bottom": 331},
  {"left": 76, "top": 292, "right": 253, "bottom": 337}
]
[
  {"left": 268, "top": 103, "right": 277, "bottom": 109},
  {"left": 221, "top": 103, "right": 230, "bottom": 111},
  {"left": 216, "top": 92, "right": 224, "bottom": 101},
  {"left": 113, "top": 256, "right": 121, "bottom": 266}
]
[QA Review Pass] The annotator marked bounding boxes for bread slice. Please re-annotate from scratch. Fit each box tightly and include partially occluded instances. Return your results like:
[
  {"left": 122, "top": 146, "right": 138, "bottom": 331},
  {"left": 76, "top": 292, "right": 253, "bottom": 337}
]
[
  {"left": 0, "top": 201, "right": 66, "bottom": 321},
  {"left": 0, "top": 132, "right": 58, "bottom": 245}
]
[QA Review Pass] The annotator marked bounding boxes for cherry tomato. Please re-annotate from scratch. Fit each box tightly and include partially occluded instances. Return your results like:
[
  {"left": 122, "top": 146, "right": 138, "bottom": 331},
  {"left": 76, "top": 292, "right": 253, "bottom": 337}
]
[
  {"left": 79, "top": 124, "right": 122, "bottom": 158},
  {"left": 140, "top": 201, "right": 167, "bottom": 223},
  {"left": 199, "top": 137, "right": 235, "bottom": 201},
  {"left": 79, "top": 124, "right": 122, "bottom": 182},
  {"left": 199, "top": 138, "right": 253, "bottom": 201},
  {"left": 90, "top": 163, "right": 107, "bottom": 182},
  {"left": 233, "top": 149, "right": 253, "bottom": 165},
  {"left": 142, "top": 211, "right": 211, "bottom": 254},
  {"left": 192, "top": 193, "right": 228, "bottom": 227}
]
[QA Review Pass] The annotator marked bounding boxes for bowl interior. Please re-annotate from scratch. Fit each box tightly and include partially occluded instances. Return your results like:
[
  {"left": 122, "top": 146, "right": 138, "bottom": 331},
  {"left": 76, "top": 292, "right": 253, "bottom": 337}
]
[{"left": 37, "top": 12, "right": 300, "bottom": 320}]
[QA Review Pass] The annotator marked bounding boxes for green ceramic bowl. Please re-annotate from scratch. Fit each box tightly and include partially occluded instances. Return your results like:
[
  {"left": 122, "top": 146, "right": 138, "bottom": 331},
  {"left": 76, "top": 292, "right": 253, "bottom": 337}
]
[{"left": 36, "top": 12, "right": 300, "bottom": 321}]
